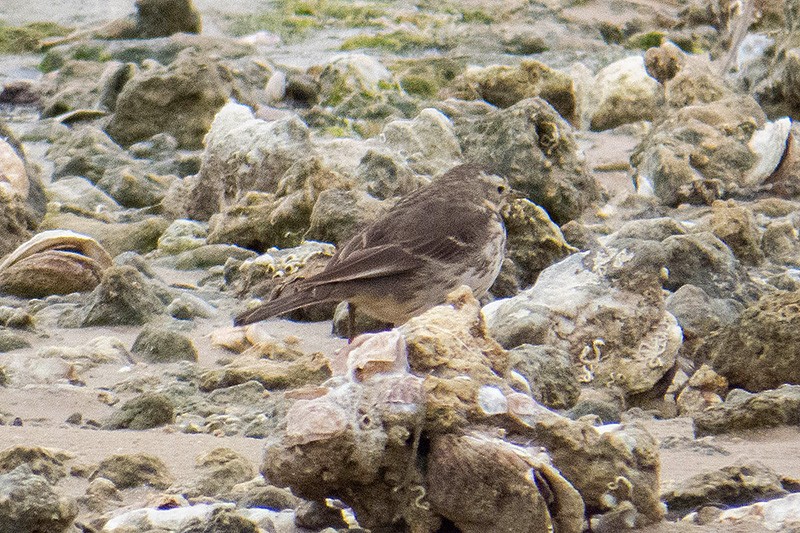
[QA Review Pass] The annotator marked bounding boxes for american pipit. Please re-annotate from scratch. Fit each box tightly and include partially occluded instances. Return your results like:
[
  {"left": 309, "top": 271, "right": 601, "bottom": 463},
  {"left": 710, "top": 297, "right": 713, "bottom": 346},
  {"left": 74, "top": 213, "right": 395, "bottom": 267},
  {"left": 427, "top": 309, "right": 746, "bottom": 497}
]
[{"left": 234, "top": 163, "right": 512, "bottom": 329}]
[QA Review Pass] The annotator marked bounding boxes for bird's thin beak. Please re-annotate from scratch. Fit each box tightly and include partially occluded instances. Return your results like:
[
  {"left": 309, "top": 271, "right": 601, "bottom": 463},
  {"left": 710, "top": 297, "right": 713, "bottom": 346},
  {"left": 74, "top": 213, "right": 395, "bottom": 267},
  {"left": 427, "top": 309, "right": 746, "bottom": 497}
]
[{"left": 510, "top": 189, "right": 527, "bottom": 200}]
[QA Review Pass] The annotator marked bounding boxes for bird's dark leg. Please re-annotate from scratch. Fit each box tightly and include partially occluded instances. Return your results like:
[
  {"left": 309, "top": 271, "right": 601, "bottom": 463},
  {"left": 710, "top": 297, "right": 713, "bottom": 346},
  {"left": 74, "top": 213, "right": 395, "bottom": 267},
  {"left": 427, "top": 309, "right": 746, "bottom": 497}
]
[{"left": 347, "top": 302, "right": 356, "bottom": 343}]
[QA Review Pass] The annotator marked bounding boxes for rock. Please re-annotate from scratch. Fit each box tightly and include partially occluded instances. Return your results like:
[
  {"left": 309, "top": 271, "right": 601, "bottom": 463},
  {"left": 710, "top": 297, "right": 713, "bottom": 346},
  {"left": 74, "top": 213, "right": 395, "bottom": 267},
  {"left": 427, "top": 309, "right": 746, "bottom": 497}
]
[
  {"left": 380, "top": 108, "right": 461, "bottom": 176},
  {"left": 231, "top": 481, "right": 300, "bottom": 510},
  {"left": 583, "top": 56, "right": 659, "bottom": 131},
  {"left": 177, "top": 506, "right": 261, "bottom": 533},
  {"left": 131, "top": 325, "right": 198, "bottom": 363},
  {"left": 662, "top": 232, "right": 748, "bottom": 300},
  {"left": 106, "top": 49, "right": 232, "bottom": 149},
  {"left": 46, "top": 124, "right": 132, "bottom": 185},
  {"left": 0, "top": 446, "right": 68, "bottom": 484},
  {"left": 0, "top": 465, "right": 78, "bottom": 533},
  {"left": 0, "top": 230, "right": 112, "bottom": 298},
  {"left": 78, "top": 266, "right": 166, "bottom": 327},
  {"left": 157, "top": 219, "right": 208, "bottom": 254},
  {"left": 0, "top": 80, "right": 40, "bottom": 105},
  {"left": 605, "top": 217, "right": 687, "bottom": 245},
  {"left": 715, "top": 492, "right": 800, "bottom": 530},
  {"left": 508, "top": 344, "right": 580, "bottom": 409},
  {"left": 427, "top": 432, "right": 584, "bottom": 533},
  {"left": 96, "top": 169, "right": 176, "bottom": 208},
  {"left": 665, "top": 285, "right": 741, "bottom": 369},
  {"left": 454, "top": 97, "right": 601, "bottom": 224},
  {"left": 92, "top": 453, "right": 173, "bottom": 489},
  {"left": 693, "top": 385, "right": 800, "bottom": 436},
  {"left": 264, "top": 288, "right": 663, "bottom": 529},
  {"left": 188, "top": 103, "right": 314, "bottom": 220},
  {"left": 37, "top": 336, "right": 132, "bottom": 369},
  {"left": 80, "top": 476, "right": 122, "bottom": 512},
  {"left": 184, "top": 448, "right": 255, "bottom": 498},
  {"left": 631, "top": 95, "right": 773, "bottom": 205},
  {"left": 167, "top": 293, "right": 217, "bottom": 320},
  {"left": 206, "top": 157, "right": 351, "bottom": 251},
  {"left": 707, "top": 290, "right": 800, "bottom": 391},
  {"left": 485, "top": 247, "right": 681, "bottom": 403},
  {"left": 0, "top": 135, "right": 43, "bottom": 259},
  {"left": 134, "top": 0, "right": 201, "bottom": 38},
  {"left": 0, "top": 330, "right": 30, "bottom": 352},
  {"left": 102, "top": 503, "right": 267, "bottom": 533},
  {"left": 46, "top": 176, "right": 120, "bottom": 213},
  {"left": 169, "top": 244, "right": 257, "bottom": 270},
  {"left": 318, "top": 53, "right": 394, "bottom": 107},
  {"left": 207, "top": 381, "right": 266, "bottom": 405},
  {"left": 40, "top": 213, "right": 169, "bottom": 256},
  {"left": 662, "top": 462, "right": 787, "bottom": 517},
  {"left": 709, "top": 200, "right": 764, "bottom": 265},
  {"left": 294, "top": 500, "right": 348, "bottom": 530},
  {"left": 644, "top": 41, "right": 686, "bottom": 85},
  {"left": 306, "top": 188, "right": 388, "bottom": 246},
  {"left": 443, "top": 60, "right": 577, "bottom": 124},
  {"left": 199, "top": 351, "right": 332, "bottom": 392},
  {"left": 233, "top": 241, "right": 335, "bottom": 306},
  {"left": 495, "top": 198, "right": 577, "bottom": 295},
  {"left": 105, "top": 393, "right": 175, "bottom": 430},
  {"left": 39, "top": 60, "right": 107, "bottom": 117}
]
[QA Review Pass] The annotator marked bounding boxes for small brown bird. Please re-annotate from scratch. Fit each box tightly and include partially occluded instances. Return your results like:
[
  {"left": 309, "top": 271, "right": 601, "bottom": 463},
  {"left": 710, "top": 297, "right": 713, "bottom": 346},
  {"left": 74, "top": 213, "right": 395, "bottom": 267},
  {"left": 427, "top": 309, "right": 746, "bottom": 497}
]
[{"left": 234, "top": 163, "right": 512, "bottom": 329}]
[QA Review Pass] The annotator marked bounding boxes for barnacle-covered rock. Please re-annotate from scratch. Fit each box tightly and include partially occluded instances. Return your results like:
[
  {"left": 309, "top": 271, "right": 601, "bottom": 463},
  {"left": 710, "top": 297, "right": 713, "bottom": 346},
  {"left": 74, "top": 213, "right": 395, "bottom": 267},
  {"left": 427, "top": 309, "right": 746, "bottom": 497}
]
[
  {"left": 507, "top": 393, "right": 664, "bottom": 527},
  {"left": 233, "top": 240, "right": 337, "bottom": 321},
  {"left": 453, "top": 97, "right": 601, "bottom": 224},
  {"left": 0, "top": 230, "right": 112, "bottom": 298},
  {"left": 263, "top": 287, "right": 664, "bottom": 531},
  {"left": 427, "top": 432, "right": 584, "bottom": 533},
  {"left": 485, "top": 247, "right": 681, "bottom": 403}
]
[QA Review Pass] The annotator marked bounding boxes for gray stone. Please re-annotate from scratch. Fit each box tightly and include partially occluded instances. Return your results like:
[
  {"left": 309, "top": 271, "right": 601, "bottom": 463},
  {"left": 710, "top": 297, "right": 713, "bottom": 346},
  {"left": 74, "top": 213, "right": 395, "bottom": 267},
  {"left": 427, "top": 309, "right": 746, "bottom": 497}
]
[
  {"left": 91, "top": 453, "right": 173, "bottom": 489},
  {"left": 46, "top": 176, "right": 120, "bottom": 214},
  {"left": 662, "top": 462, "right": 787, "bottom": 517},
  {"left": 708, "top": 290, "right": 800, "bottom": 391},
  {"left": 662, "top": 232, "right": 748, "bottom": 300},
  {"left": 693, "top": 385, "right": 800, "bottom": 436},
  {"left": 307, "top": 189, "right": 388, "bottom": 246},
  {"left": 0, "top": 330, "right": 30, "bottom": 352},
  {"left": 188, "top": 103, "right": 314, "bottom": 220},
  {"left": 185, "top": 448, "right": 255, "bottom": 498},
  {"left": 135, "top": 0, "right": 201, "bottom": 38},
  {"left": 106, "top": 393, "right": 175, "bottom": 430},
  {"left": 157, "top": 219, "right": 208, "bottom": 254},
  {"left": 0, "top": 446, "right": 68, "bottom": 484},
  {"left": 79, "top": 266, "right": 166, "bottom": 326},
  {"left": 485, "top": 247, "right": 681, "bottom": 402},
  {"left": 666, "top": 285, "right": 742, "bottom": 368},
  {"left": 454, "top": 97, "right": 601, "bottom": 224},
  {"left": 106, "top": 49, "right": 232, "bottom": 149},
  {"left": 0, "top": 465, "right": 77, "bottom": 533},
  {"left": 131, "top": 325, "right": 198, "bottom": 363},
  {"left": 508, "top": 344, "right": 580, "bottom": 409},
  {"left": 40, "top": 213, "right": 170, "bottom": 257}
]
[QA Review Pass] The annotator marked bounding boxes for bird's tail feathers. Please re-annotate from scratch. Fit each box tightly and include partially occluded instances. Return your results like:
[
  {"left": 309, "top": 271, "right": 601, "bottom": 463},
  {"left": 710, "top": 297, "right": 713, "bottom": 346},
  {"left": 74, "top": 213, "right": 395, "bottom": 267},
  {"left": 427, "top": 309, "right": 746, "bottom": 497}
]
[{"left": 234, "top": 289, "right": 324, "bottom": 326}]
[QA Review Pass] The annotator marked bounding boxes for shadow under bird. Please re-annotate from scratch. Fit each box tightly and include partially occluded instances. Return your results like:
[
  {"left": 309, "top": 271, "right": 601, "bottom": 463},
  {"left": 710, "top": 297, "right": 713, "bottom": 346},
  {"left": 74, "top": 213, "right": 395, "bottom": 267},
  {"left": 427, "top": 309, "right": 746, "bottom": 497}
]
[{"left": 234, "top": 163, "right": 514, "bottom": 330}]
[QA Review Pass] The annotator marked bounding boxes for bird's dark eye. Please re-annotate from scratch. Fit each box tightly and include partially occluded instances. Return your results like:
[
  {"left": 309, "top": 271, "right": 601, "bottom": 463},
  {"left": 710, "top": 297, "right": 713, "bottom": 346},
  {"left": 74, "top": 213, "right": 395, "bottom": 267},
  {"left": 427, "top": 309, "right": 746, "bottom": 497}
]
[{"left": 497, "top": 185, "right": 506, "bottom": 194}]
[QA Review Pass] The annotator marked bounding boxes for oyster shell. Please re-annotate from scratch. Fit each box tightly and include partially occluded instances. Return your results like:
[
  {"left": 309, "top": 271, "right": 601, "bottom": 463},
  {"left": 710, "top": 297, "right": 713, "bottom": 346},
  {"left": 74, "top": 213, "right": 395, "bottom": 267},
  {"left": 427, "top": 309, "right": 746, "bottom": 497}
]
[{"left": 0, "top": 230, "right": 113, "bottom": 298}]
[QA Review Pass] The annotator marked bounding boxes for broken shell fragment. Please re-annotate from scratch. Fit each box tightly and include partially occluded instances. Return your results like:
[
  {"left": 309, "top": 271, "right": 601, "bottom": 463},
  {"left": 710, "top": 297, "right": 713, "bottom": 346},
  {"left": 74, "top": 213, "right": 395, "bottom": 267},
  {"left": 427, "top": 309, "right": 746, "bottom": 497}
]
[
  {"left": 335, "top": 329, "right": 409, "bottom": 382},
  {"left": 0, "top": 230, "right": 113, "bottom": 298}
]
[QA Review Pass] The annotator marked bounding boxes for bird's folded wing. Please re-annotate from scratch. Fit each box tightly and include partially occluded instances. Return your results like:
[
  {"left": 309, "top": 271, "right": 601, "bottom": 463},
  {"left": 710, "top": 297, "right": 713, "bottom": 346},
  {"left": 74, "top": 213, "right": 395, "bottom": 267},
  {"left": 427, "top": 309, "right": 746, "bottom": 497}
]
[{"left": 303, "top": 244, "right": 422, "bottom": 286}]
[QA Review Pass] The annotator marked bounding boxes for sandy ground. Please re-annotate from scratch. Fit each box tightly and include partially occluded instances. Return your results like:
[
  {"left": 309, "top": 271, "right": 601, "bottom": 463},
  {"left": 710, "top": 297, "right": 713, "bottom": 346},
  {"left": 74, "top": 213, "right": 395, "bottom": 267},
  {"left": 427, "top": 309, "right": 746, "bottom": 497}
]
[{"left": 2, "top": 0, "right": 800, "bottom": 531}]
